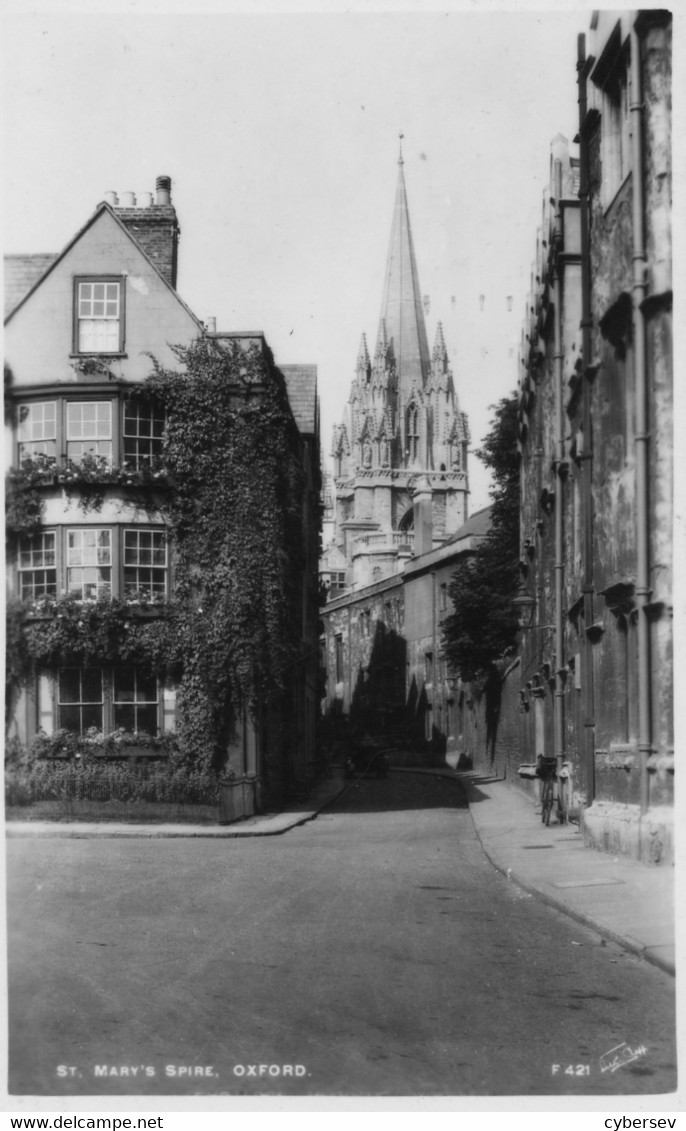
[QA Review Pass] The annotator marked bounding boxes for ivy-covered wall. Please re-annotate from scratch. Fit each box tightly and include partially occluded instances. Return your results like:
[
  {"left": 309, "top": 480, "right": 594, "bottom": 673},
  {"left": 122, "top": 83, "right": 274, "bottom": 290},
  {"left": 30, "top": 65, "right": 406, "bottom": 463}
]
[{"left": 7, "top": 336, "right": 321, "bottom": 806}]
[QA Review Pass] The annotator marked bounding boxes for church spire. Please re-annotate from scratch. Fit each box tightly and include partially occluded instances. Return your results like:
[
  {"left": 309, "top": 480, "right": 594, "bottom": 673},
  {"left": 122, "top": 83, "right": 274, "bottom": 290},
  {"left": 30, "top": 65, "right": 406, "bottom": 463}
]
[{"left": 379, "top": 149, "right": 431, "bottom": 401}]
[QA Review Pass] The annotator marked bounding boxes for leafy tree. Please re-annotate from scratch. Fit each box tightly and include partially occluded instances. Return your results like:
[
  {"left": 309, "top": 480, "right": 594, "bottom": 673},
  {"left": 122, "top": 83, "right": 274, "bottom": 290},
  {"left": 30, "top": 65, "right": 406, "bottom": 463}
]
[{"left": 442, "top": 393, "right": 520, "bottom": 682}]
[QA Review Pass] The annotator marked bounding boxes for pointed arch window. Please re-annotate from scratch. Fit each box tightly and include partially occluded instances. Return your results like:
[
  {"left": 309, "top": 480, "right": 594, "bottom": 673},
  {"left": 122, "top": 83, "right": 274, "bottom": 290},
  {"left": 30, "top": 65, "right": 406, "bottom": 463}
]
[
  {"left": 406, "top": 405, "right": 419, "bottom": 462},
  {"left": 399, "top": 508, "right": 415, "bottom": 533}
]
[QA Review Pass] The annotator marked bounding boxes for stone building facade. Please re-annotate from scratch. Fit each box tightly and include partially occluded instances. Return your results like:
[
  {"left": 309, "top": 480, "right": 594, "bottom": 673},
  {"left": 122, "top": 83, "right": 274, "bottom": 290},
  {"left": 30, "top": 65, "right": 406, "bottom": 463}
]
[
  {"left": 516, "top": 11, "right": 673, "bottom": 862},
  {"left": 321, "top": 507, "right": 494, "bottom": 766}
]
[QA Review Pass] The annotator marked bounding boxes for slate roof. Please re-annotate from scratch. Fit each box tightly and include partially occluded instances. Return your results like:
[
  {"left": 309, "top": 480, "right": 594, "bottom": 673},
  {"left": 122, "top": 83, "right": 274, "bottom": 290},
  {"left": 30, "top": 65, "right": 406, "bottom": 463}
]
[
  {"left": 281, "top": 364, "right": 318, "bottom": 436},
  {"left": 442, "top": 504, "right": 492, "bottom": 546},
  {"left": 4, "top": 254, "right": 58, "bottom": 318}
]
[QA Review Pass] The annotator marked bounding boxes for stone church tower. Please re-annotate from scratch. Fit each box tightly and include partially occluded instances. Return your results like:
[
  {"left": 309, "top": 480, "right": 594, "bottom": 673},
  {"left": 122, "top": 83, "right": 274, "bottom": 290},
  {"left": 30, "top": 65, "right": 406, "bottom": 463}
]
[{"left": 332, "top": 151, "right": 470, "bottom": 588}]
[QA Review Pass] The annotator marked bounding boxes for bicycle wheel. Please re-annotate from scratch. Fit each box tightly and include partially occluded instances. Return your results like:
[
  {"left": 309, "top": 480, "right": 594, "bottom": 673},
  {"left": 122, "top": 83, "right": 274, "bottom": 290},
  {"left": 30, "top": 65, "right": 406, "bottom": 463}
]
[
  {"left": 556, "top": 792, "right": 566, "bottom": 825},
  {"left": 541, "top": 781, "right": 554, "bottom": 826}
]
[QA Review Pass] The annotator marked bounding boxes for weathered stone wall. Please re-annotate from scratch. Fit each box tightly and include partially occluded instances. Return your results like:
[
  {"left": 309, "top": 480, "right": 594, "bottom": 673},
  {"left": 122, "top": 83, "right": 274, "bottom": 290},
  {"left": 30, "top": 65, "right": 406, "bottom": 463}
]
[
  {"left": 454, "top": 661, "right": 524, "bottom": 785},
  {"left": 516, "top": 13, "right": 673, "bottom": 861}
]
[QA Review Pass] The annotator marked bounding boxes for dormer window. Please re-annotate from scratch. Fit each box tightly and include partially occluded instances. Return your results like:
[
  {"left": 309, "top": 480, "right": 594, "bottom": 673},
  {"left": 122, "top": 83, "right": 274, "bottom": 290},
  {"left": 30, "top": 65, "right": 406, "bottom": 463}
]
[{"left": 74, "top": 277, "right": 125, "bottom": 354}]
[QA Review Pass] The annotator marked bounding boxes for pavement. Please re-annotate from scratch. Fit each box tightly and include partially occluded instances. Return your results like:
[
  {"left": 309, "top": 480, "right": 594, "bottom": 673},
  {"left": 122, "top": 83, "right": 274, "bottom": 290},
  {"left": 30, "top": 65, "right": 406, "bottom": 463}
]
[
  {"left": 6, "top": 764, "right": 677, "bottom": 977},
  {"left": 445, "top": 767, "right": 677, "bottom": 979}
]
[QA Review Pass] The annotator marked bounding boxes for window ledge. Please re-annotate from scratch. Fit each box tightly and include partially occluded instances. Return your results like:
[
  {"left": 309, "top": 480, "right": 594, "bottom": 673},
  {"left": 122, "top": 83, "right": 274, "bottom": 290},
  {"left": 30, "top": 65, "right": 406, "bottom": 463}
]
[{"left": 69, "top": 353, "right": 128, "bottom": 360}]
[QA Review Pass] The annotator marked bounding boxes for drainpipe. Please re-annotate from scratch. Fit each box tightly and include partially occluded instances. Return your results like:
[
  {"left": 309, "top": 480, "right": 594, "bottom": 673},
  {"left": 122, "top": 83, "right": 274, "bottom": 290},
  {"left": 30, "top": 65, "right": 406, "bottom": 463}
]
[
  {"left": 552, "top": 156, "right": 566, "bottom": 783},
  {"left": 576, "top": 34, "right": 596, "bottom": 807},
  {"left": 347, "top": 603, "right": 353, "bottom": 716},
  {"left": 630, "top": 25, "right": 651, "bottom": 821},
  {"left": 431, "top": 567, "right": 437, "bottom": 751}
]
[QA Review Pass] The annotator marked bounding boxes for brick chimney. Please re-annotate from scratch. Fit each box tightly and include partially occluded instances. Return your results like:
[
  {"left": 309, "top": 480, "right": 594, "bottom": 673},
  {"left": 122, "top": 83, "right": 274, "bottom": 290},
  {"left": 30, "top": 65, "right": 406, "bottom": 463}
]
[{"left": 111, "top": 175, "right": 180, "bottom": 288}]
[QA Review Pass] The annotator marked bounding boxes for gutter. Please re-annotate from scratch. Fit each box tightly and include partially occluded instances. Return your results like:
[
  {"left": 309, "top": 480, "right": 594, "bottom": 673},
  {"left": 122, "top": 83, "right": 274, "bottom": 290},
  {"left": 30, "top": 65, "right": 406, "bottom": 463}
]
[{"left": 552, "top": 156, "right": 566, "bottom": 783}]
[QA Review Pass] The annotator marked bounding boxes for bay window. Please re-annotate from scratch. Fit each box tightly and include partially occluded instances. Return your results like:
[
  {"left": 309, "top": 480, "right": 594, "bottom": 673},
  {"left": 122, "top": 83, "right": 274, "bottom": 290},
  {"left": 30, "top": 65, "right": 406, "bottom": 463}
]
[
  {"left": 14, "top": 395, "right": 170, "bottom": 475},
  {"left": 55, "top": 667, "right": 161, "bottom": 736},
  {"left": 17, "top": 527, "right": 171, "bottom": 604}
]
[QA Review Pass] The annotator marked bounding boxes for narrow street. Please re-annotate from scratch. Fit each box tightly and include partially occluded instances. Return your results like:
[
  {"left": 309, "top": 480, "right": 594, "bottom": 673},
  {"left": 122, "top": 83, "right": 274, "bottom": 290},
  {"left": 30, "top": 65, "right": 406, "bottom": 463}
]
[{"left": 6, "top": 772, "right": 677, "bottom": 1098}]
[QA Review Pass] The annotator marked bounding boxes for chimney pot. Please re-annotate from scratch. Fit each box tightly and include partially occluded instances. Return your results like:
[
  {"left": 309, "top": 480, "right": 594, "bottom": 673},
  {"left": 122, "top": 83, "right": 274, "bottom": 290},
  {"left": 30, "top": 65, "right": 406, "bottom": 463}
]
[
  {"left": 156, "top": 175, "right": 172, "bottom": 205},
  {"left": 104, "top": 191, "right": 118, "bottom": 207},
  {"left": 116, "top": 175, "right": 179, "bottom": 288},
  {"left": 206, "top": 317, "right": 217, "bottom": 333}
]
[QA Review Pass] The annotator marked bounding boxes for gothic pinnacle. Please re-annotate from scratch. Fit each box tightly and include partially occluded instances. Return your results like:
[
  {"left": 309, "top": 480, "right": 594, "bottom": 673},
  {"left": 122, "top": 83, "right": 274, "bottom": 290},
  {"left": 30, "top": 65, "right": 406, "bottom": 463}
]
[
  {"left": 432, "top": 322, "right": 448, "bottom": 363},
  {"left": 356, "top": 333, "right": 370, "bottom": 374}
]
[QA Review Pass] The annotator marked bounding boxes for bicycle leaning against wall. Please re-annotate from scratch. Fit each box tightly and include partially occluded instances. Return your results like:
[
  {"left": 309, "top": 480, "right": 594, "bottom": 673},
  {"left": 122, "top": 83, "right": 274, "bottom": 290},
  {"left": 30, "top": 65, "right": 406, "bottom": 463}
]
[{"left": 536, "top": 754, "right": 567, "bottom": 826}]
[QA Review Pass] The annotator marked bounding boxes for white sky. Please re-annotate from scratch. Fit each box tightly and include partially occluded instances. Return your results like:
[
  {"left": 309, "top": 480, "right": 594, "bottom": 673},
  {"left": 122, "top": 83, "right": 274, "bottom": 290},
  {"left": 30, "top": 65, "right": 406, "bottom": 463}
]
[{"left": 3, "top": 4, "right": 595, "bottom": 512}]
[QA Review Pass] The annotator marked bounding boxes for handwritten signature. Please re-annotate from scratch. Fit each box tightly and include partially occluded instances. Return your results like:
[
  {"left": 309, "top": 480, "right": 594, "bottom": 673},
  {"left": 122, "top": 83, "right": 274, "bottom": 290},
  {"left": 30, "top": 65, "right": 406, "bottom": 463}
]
[{"left": 600, "top": 1042, "right": 648, "bottom": 1074}]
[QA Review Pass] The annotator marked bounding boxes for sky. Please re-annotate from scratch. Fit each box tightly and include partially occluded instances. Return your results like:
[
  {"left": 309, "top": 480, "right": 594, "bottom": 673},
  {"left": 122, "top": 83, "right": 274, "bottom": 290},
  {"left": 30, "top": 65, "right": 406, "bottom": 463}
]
[{"left": 2, "top": 3, "right": 593, "bottom": 514}]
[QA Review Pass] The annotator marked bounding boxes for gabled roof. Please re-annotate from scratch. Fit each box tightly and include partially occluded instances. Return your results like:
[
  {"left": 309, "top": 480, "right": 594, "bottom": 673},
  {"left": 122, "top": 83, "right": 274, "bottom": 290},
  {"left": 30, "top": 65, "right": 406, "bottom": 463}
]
[
  {"left": 379, "top": 156, "right": 432, "bottom": 398},
  {"left": 281, "top": 364, "right": 318, "bottom": 436},
  {"left": 4, "top": 254, "right": 58, "bottom": 318},
  {"left": 4, "top": 202, "right": 202, "bottom": 330}
]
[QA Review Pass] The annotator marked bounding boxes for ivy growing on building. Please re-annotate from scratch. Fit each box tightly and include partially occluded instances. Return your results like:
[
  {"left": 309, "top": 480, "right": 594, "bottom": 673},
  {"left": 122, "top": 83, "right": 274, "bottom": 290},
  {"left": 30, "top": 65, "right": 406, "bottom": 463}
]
[
  {"left": 137, "top": 338, "right": 306, "bottom": 769},
  {"left": 441, "top": 393, "right": 520, "bottom": 683},
  {"left": 5, "top": 458, "right": 51, "bottom": 537},
  {"left": 8, "top": 337, "right": 307, "bottom": 774},
  {"left": 19, "top": 596, "right": 178, "bottom": 674}
]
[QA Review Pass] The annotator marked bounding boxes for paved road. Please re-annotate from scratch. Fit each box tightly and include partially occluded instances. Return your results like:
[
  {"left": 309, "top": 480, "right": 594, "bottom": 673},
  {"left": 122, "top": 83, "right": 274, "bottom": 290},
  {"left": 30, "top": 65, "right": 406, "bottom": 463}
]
[{"left": 6, "top": 772, "right": 677, "bottom": 1098}]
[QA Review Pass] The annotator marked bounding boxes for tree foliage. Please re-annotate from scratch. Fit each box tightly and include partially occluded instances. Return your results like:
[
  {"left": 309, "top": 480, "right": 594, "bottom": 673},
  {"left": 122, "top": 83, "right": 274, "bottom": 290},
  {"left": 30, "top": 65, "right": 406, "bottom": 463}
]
[{"left": 441, "top": 393, "right": 520, "bottom": 682}]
